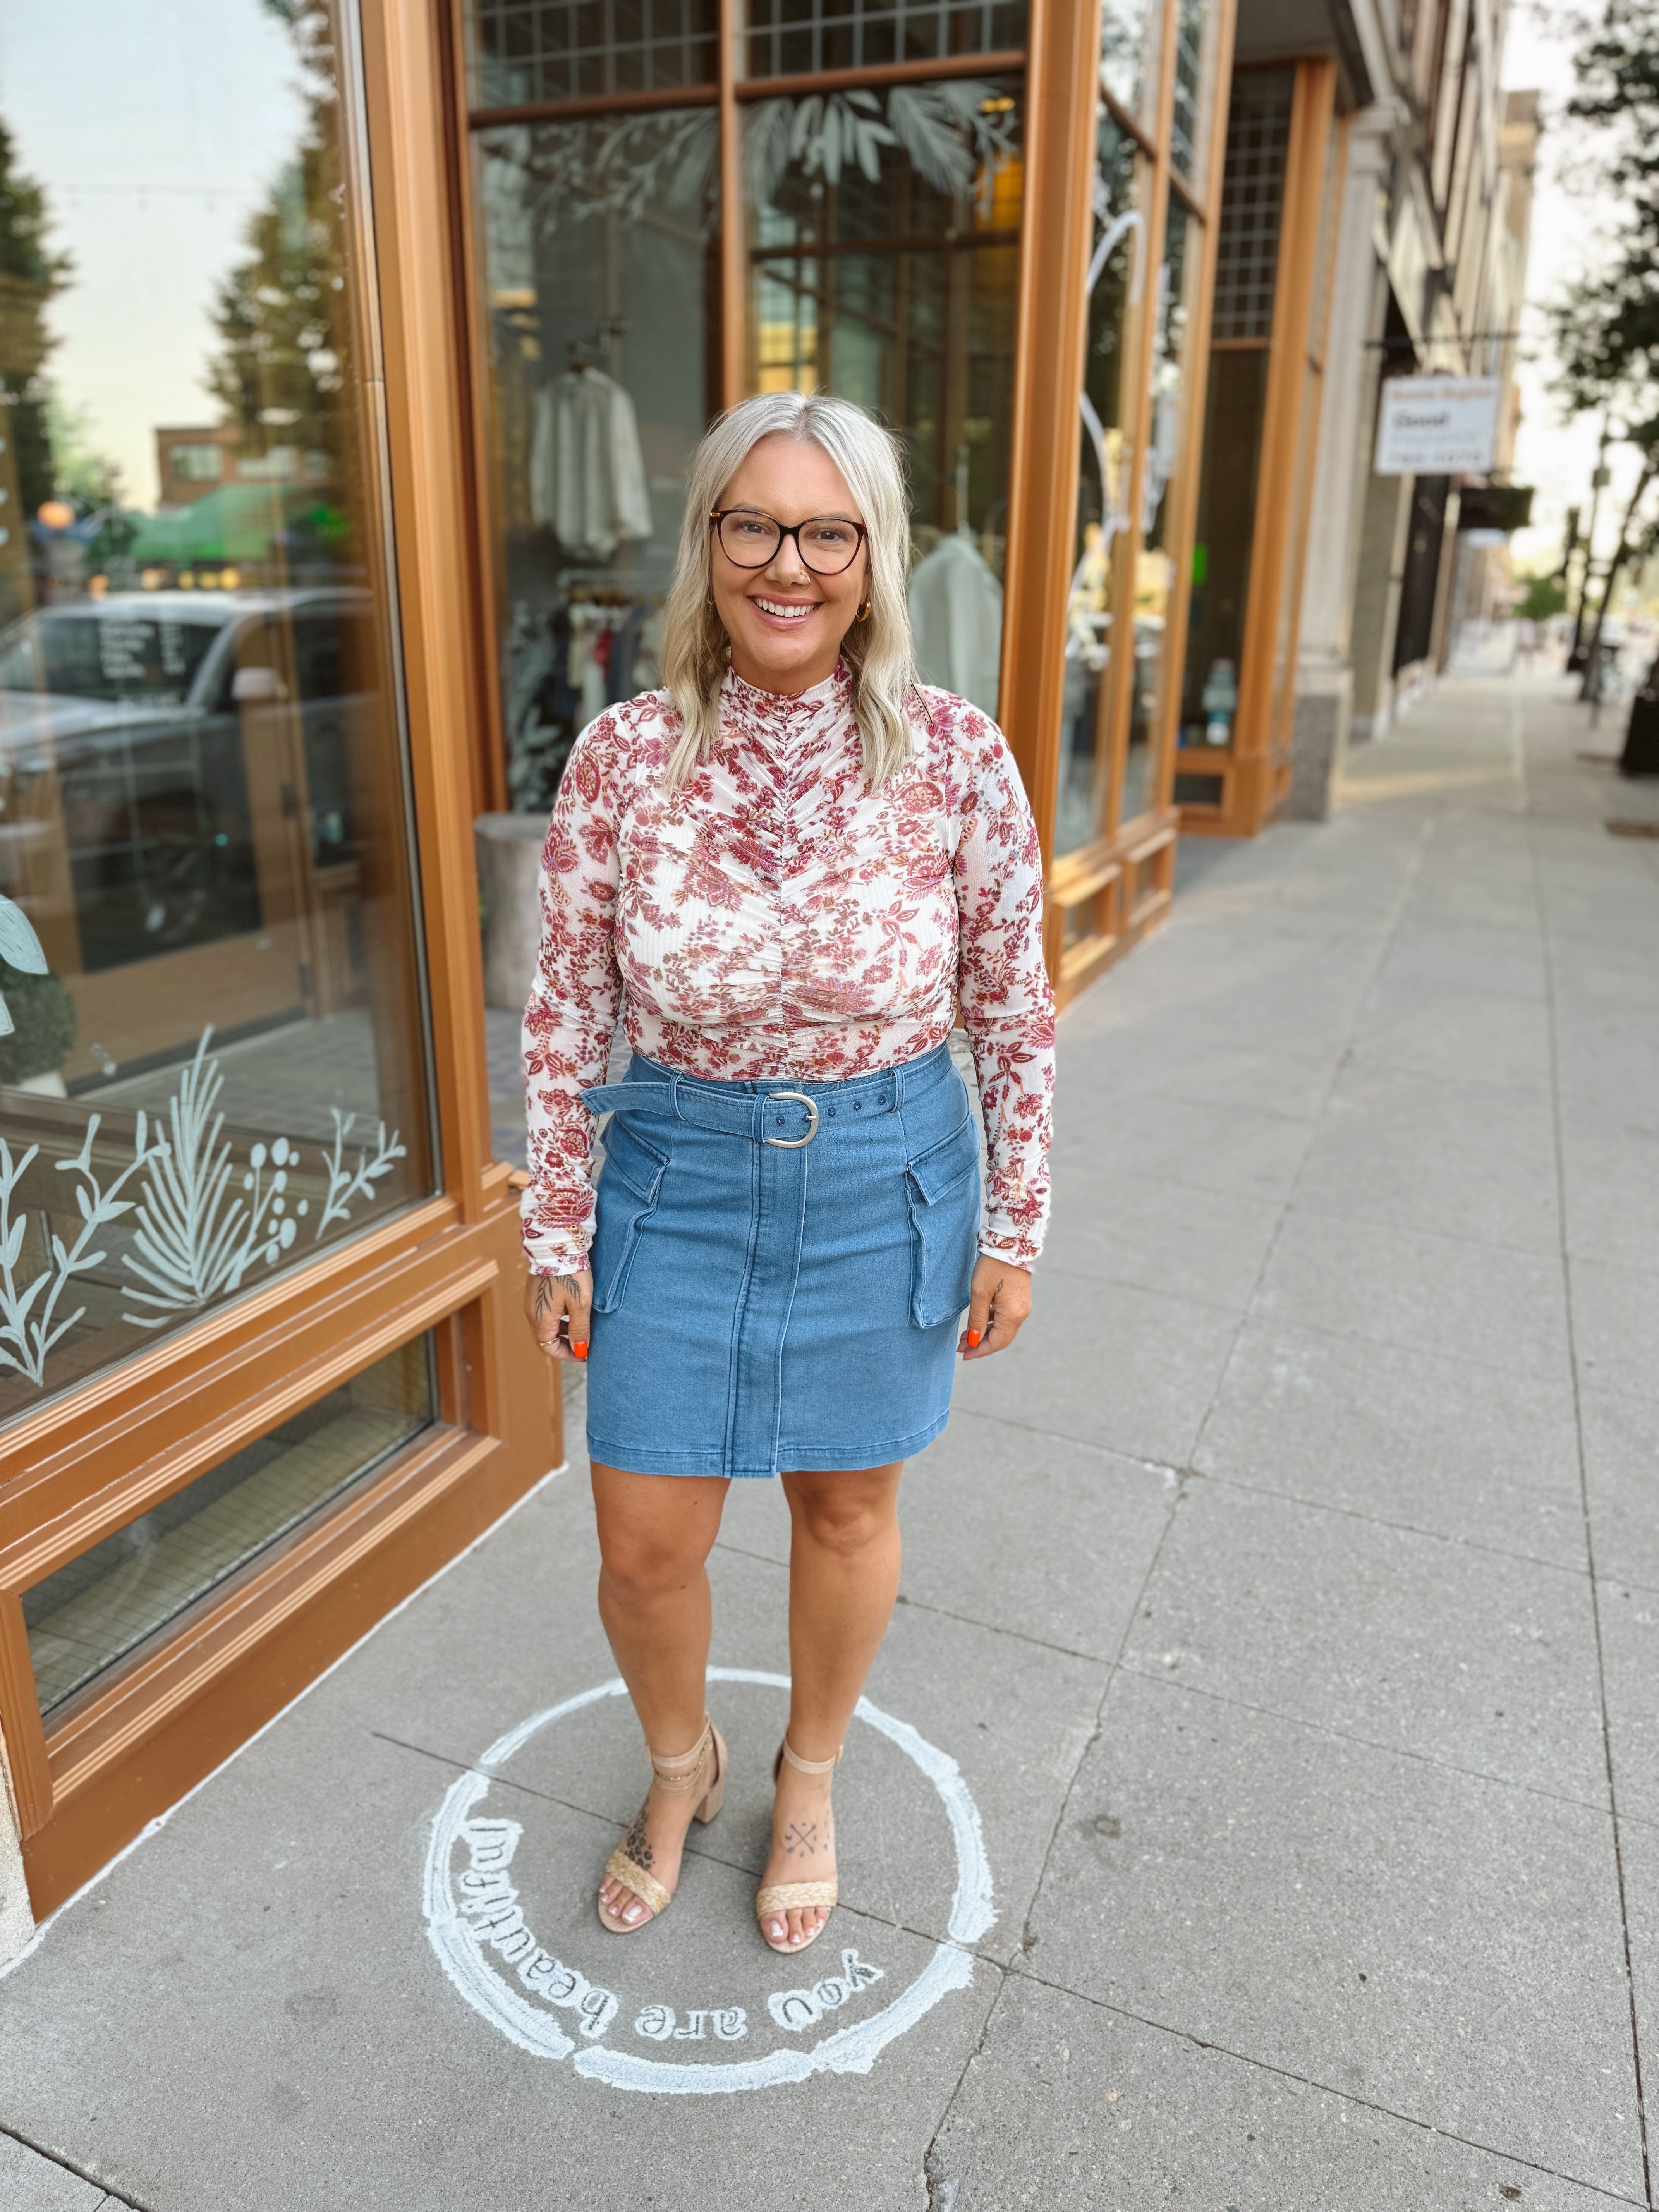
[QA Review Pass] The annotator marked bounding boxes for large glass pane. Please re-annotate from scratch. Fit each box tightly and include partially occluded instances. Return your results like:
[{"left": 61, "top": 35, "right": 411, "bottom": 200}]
[
  {"left": 747, "top": 76, "right": 1023, "bottom": 719},
  {"left": 24, "top": 1335, "right": 434, "bottom": 1717},
  {"left": 0, "top": 2, "right": 434, "bottom": 1426},
  {"left": 748, "top": 0, "right": 1027, "bottom": 79},
  {"left": 1170, "top": 0, "right": 1223, "bottom": 190},
  {"left": 1099, "top": 0, "right": 1163, "bottom": 132},
  {"left": 467, "top": 0, "right": 720, "bottom": 106},
  {"left": 474, "top": 110, "right": 717, "bottom": 812},
  {"left": 1123, "top": 189, "right": 1200, "bottom": 824},
  {"left": 1057, "top": 114, "right": 1149, "bottom": 856}
]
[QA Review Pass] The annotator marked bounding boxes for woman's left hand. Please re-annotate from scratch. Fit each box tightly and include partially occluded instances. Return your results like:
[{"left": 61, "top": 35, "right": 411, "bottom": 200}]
[{"left": 958, "top": 1255, "right": 1031, "bottom": 1359}]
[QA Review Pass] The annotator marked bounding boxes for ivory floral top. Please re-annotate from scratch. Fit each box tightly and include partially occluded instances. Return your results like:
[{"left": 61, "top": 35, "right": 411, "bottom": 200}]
[{"left": 520, "top": 664, "right": 1055, "bottom": 1277}]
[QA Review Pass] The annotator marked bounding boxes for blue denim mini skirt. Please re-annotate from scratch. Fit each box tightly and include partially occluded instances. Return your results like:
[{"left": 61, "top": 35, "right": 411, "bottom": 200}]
[{"left": 579, "top": 1042, "right": 980, "bottom": 1479}]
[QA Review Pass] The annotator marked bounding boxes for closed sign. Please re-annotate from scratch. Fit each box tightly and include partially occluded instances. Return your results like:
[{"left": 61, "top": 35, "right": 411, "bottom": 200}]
[{"left": 1375, "top": 377, "right": 1502, "bottom": 474}]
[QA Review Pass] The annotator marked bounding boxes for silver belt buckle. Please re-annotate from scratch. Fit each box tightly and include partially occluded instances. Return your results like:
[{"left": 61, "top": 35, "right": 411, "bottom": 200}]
[{"left": 763, "top": 1091, "right": 819, "bottom": 1148}]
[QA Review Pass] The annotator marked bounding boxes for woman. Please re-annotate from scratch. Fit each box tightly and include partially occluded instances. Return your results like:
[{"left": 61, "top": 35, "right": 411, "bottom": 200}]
[{"left": 519, "top": 391, "right": 1053, "bottom": 1956}]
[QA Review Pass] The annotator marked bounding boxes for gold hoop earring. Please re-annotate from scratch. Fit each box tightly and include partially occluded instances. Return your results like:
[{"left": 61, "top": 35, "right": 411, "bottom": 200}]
[{"left": 857, "top": 599, "right": 871, "bottom": 621}]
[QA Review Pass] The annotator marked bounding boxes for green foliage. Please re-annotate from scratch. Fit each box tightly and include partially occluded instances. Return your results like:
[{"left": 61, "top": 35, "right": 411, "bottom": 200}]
[
  {"left": 0, "top": 965, "right": 77, "bottom": 1084},
  {"left": 1518, "top": 573, "right": 1568, "bottom": 620},
  {"left": 0, "top": 120, "right": 71, "bottom": 517},
  {"left": 203, "top": 1, "right": 345, "bottom": 474}
]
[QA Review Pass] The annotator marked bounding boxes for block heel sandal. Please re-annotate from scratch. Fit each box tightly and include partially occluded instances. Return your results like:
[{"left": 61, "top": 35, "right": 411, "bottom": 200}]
[
  {"left": 598, "top": 1714, "right": 726, "bottom": 1934},
  {"left": 756, "top": 1736, "right": 841, "bottom": 1954}
]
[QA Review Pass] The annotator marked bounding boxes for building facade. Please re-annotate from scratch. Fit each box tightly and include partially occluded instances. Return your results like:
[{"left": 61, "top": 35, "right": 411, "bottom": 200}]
[{"left": 0, "top": 0, "right": 1529, "bottom": 1935}]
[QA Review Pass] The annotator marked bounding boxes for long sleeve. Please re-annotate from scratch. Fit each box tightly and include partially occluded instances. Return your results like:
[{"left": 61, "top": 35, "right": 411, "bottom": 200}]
[
  {"left": 520, "top": 717, "right": 625, "bottom": 1275},
  {"left": 952, "top": 715, "right": 1056, "bottom": 1264}
]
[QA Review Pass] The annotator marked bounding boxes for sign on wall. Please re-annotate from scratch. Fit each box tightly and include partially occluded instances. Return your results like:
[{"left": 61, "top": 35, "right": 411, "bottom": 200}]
[{"left": 1375, "top": 377, "right": 1502, "bottom": 475}]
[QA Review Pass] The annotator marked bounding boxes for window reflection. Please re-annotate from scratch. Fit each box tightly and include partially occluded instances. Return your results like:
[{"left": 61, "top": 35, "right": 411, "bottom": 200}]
[
  {"left": 0, "top": 1, "right": 433, "bottom": 1425},
  {"left": 474, "top": 110, "right": 717, "bottom": 812},
  {"left": 1057, "top": 115, "right": 1145, "bottom": 857},
  {"left": 747, "top": 79, "right": 1023, "bottom": 721}
]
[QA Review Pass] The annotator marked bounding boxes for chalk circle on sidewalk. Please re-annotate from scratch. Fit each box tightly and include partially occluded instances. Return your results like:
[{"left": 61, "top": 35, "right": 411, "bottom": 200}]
[{"left": 422, "top": 1665, "right": 995, "bottom": 2094}]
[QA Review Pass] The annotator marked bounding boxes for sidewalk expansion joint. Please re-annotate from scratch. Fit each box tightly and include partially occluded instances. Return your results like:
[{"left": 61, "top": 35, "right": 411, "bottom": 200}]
[
  {"left": 999, "top": 1958, "right": 1650, "bottom": 2210},
  {"left": 0, "top": 2125, "right": 157, "bottom": 2212}
]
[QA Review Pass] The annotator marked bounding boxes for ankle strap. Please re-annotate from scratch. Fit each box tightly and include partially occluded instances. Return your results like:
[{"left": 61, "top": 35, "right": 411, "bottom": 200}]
[
  {"left": 779, "top": 1735, "right": 842, "bottom": 1776},
  {"left": 650, "top": 1716, "right": 713, "bottom": 1788}
]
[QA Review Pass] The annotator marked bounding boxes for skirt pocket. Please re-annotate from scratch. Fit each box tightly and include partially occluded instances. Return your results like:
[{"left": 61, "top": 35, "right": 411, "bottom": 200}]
[
  {"left": 904, "top": 1115, "right": 982, "bottom": 1329},
  {"left": 590, "top": 1114, "right": 670, "bottom": 1314}
]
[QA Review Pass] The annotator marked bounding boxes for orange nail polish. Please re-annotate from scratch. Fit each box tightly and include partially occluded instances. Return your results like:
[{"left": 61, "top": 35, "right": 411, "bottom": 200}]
[
  {"left": 573, "top": 1341, "right": 588, "bottom": 1360},
  {"left": 966, "top": 1329, "right": 981, "bottom": 1348}
]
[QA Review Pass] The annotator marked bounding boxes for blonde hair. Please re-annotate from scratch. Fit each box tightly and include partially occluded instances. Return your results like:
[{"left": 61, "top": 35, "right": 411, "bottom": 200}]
[{"left": 658, "top": 392, "right": 918, "bottom": 789}]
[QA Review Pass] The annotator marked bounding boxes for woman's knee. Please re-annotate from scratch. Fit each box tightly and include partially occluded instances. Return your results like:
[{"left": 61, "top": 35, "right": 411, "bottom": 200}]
[
  {"left": 789, "top": 1473, "right": 899, "bottom": 1561},
  {"left": 599, "top": 1530, "right": 705, "bottom": 1605}
]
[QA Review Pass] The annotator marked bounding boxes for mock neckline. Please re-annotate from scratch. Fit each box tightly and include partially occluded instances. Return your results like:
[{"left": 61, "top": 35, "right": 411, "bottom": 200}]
[{"left": 722, "top": 660, "right": 852, "bottom": 722}]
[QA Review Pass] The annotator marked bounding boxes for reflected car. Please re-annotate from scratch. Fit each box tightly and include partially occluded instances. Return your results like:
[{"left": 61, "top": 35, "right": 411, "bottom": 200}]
[{"left": 0, "top": 590, "right": 377, "bottom": 974}]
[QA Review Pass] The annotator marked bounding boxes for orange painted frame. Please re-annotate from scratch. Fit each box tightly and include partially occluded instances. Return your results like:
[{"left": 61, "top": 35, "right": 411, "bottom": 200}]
[{"left": 2, "top": 0, "right": 561, "bottom": 1917}]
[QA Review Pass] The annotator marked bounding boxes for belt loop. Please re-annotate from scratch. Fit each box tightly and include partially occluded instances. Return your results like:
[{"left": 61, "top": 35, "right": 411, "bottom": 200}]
[
  {"left": 669, "top": 1070, "right": 683, "bottom": 1123},
  {"left": 894, "top": 1058, "right": 906, "bottom": 1115}
]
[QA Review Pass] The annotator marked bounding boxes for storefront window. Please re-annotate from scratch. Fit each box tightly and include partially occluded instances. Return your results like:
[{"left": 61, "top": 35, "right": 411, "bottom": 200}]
[
  {"left": 1171, "top": 0, "right": 1221, "bottom": 190},
  {"left": 24, "top": 1334, "right": 434, "bottom": 1717},
  {"left": 474, "top": 111, "right": 718, "bottom": 810},
  {"left": 467, "top": 0, "right": 720, "bottom": 104},
  {"left": 0, "top": 2, "right": 434, "bottom": 1427},
  {"left": 746, "top": 77, "right": 1023, "bottom": 718},
  {"left": 747, "top": 0, "right": 1027, "bottom": 76},
  {"left": 1056, "top": 113, "right": 1146, "bottom": 856},
  {"left": 1099, "top": 0, "right": 1163, "bottom": 129},
  {"left": 1176, "top": 68, "right": 1290, "bottom": 788},
  {"left": 1123, "top": 188, "right": 1199, "bottom": 823}
]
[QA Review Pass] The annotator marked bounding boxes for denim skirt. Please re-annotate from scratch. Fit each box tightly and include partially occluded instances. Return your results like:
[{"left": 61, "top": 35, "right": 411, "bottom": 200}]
[{"left": 579, "top": 1042, "right": 980, "bottom": 1479}]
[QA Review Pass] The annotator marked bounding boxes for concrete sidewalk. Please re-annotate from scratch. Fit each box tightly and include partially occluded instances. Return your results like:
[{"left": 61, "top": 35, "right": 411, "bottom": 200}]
[{"left": 0, "top": 674, "right": 1654, "bottom": 2210}]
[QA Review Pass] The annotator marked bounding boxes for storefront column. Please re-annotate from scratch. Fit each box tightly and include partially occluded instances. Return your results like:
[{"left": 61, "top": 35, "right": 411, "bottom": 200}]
[{"left": 1285, "top": 106, "right": 1397, "bottom": 818}]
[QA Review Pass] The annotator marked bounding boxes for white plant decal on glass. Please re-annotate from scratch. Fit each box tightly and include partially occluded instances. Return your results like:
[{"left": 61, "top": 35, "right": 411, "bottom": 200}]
[
  {"left": 314, "top": 1110, "right": 407, "bottom": 1240},
  {"left": 120, "top": 1028, "right": 404, "bottom": 1328},
  {"left": 0, "top": 891, "right": 47, "bottom": 1037},
  {"left": 0, "top": 1115, "right": 165, "bottom": 1384},
  {"left": 744, "top": 81, "right": 1019, "bottom": 209}
]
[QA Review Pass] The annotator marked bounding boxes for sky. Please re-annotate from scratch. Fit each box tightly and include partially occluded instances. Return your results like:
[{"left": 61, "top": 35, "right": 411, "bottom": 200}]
[
  {"left": 0, "top": 0, "right": 306, "bottom": 512},
  {"left": 1501, "top": 2, "right": 1647, "bottom": 576}
]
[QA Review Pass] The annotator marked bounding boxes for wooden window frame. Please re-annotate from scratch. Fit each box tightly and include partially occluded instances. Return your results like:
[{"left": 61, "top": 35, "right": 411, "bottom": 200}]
[{"left": 3, "top": 0, "right": 561, "bottom": 1918}]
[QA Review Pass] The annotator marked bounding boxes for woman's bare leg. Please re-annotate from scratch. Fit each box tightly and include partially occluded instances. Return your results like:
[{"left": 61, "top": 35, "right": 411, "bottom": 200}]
[
  {"left": 761, "top": 1462, "right": 903, "bottom": 1948},
  {"left": 591, "top": 1461, "right": 729, "bottom": 1927}
]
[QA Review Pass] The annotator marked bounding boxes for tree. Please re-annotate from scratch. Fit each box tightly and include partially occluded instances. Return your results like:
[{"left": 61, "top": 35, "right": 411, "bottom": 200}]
[
  {"left": 1548, "top": 0, "right": 1659, "bottom": 692},
  {"left": 202, "top": 0, "right": 346, "bottom": 471},
  {"left": 0, "top": 120, "right": 70, "bottom": 519}
]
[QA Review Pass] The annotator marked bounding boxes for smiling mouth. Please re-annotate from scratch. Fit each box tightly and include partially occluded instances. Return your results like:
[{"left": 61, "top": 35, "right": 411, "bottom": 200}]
[{"left": 751, "top": 596, "right": 819, "bottom": 622}]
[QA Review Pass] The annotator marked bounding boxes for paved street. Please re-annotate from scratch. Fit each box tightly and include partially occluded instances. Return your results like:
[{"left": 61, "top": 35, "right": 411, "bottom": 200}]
[{"left": 1, "top": 672, "right": 1654, "bottom": 2210}]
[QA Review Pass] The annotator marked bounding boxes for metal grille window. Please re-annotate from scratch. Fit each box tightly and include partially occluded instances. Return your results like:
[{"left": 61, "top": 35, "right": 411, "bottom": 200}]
[
  {"left": 747, "top": 0, "right": 1026, "bottom": 80},
  {"left": 1170, "top": 0, "right": 1206, "bottom": 179},
  {"left": 1209, "top": 70, "right": 1291, "bottom": 341},
  {"left": 469, "top": 0, "right": 720, "bottom": 108}
]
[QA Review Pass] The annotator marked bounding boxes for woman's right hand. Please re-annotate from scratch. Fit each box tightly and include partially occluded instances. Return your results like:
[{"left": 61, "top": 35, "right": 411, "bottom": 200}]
[{"left": 524, "top": 1267, "right": 593, "bottom": 1362}]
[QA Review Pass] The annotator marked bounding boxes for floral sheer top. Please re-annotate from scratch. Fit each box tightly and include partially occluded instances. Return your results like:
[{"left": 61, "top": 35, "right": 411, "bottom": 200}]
[{"left": 520, "top": 664, "right": 1055, "bottom": 1277}]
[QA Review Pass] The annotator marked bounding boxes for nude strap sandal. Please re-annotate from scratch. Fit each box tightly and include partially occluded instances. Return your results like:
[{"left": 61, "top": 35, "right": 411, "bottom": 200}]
[
  {"left": 598, "top": 1714, "right": 726, "bottom": 1934},
  {"left": 756, "top": 1737, "right": 841, "bottom": 1954}
]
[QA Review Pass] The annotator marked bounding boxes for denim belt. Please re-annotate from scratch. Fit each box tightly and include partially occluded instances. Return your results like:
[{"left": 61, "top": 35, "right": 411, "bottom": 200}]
[{"left": 579, "top": 1054, "right": 928, "bottom": 1151}]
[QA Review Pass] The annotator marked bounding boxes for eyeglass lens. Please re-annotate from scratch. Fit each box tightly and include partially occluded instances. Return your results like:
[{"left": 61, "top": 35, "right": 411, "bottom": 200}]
[{"left": 716, "top": 513, "right": 863, "bottom": 574}]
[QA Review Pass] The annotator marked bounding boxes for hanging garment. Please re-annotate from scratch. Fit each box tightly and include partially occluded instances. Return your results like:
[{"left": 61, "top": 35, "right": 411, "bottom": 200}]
[
  {"left": 529, "top": 368, "right": 654, "bottom": 558},
  {"left": 907, "top": 531, "right": 1004, "bottom": 717}
]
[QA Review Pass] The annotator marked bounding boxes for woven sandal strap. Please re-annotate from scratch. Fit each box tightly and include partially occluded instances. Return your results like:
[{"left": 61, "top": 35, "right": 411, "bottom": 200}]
[
  {"left": 779, "top": 1736, "right": 842, "bottom": 1776},
  {"left": 756, "top": 1880, "right": 838, "bottom": 1916},
  {"left": 650, "top": 1716, "right": 713, "bottom": 1791},
  {"left": 605, "top": 1846, "right": 672, "bottom": 1918}
]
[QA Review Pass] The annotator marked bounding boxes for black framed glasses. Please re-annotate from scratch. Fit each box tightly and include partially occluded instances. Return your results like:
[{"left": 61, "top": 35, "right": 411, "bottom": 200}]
[{"left": 709, "top": 508, "right": 868, "bottom": 576}]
